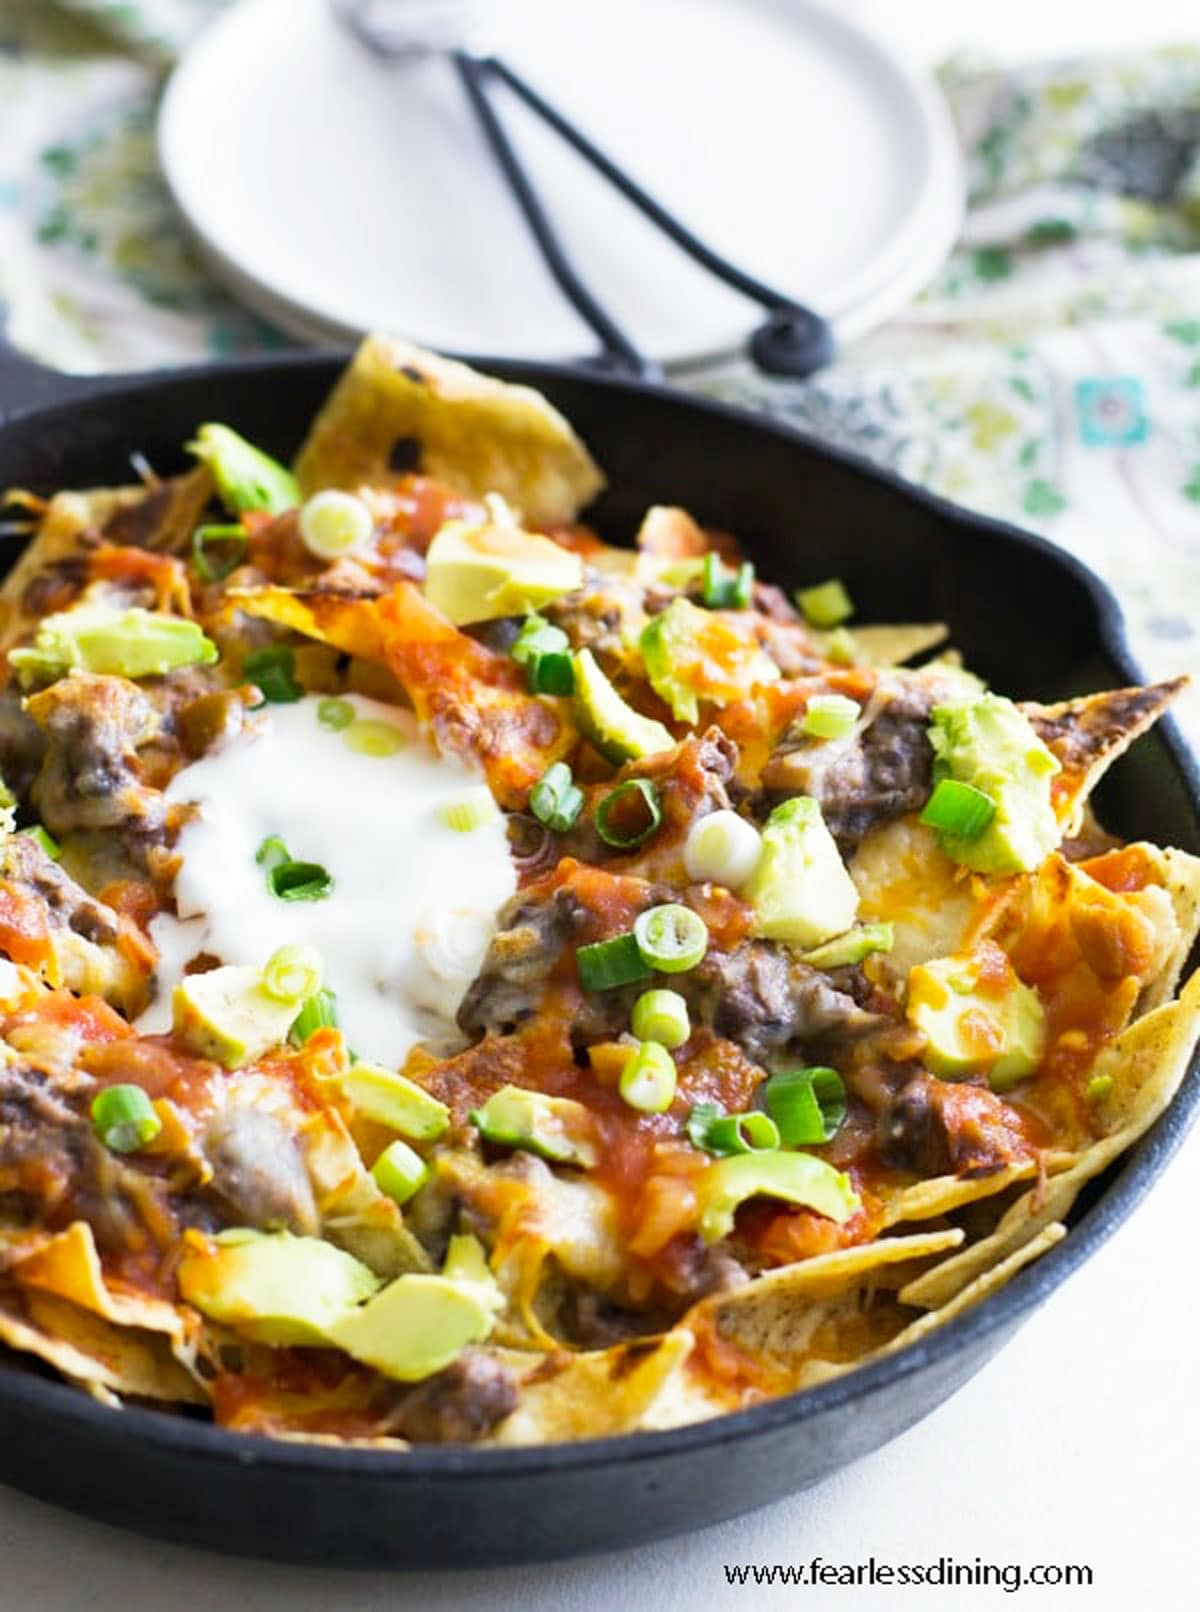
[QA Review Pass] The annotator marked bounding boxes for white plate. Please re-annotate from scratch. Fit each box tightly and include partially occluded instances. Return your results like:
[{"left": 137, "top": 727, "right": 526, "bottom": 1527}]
[{"left": 159, "top": 0, "right": 963, "bottom": 366}]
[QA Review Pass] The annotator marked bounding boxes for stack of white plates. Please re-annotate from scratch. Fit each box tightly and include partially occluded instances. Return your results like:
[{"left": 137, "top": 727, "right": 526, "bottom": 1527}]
[{"left": 159, "top": 0, "right": 963, "bottom": 366}]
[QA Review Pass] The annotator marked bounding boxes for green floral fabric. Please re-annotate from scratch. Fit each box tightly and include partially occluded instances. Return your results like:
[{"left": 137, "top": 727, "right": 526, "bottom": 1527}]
[{"left": 2, "top": 3, "right": 1199, "bottom": 732}]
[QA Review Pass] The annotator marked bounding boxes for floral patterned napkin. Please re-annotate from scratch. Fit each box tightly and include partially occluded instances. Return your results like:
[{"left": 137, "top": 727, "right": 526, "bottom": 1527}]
[{"left": 2, "top": 2, "right": 1199, "bottom": 733}]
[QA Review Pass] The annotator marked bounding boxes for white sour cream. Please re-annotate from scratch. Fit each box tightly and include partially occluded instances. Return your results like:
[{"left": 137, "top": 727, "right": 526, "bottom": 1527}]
[{"left": 140, "top": 694, "right": 515, "bottom": 1066}]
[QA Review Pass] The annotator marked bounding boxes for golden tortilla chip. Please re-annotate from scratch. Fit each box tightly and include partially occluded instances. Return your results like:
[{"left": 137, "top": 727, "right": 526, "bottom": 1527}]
[
  {"left": 294, "top": 336, "right": 605, "bottom": 526},
  {"left": 488, "top": 1332, "right": 694, "bottom": 1445},
  {"left": 900, "top": 969, "right": 1200, "bottom": 1309},
  {"left": 887, "top": 1224, "right": 1068, "bottom": 1346},
  {"left": 0, "top": 1287, "right": 204, "bottom": 1403},
  {"left": 11, "top": 1221, "right": 184, "bottom": 1338},
  {"left": 1025, "top": 679, "right": 1186, "bottom": 833},
  {"left": 238, "top": 582, "right": 574, "bottom": 806},
  {"left": 300, "top": 1108, "right": 432, "bottom": 1278},
  {"left": 818, "top": 623, "right": 949, "bottom": 667}
]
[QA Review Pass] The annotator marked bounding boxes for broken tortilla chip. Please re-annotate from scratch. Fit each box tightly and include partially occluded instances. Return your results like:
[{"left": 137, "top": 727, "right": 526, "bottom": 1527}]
[
  {"left": 488, "top": 1332, "right": 694, "bottom": 1445},
  {"left": 900, "top": 970, "right": 1200, "bottom": 1309},
  {"left": 294, "top": 336, "right": 605, "bottom": 526},
  {"left": 0, "top": 1286, "right": 204, "bottom": 1403}
]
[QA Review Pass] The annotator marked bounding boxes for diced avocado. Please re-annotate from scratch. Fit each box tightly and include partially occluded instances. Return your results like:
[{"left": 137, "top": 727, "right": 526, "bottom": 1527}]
[
  {"left": 927, "top": 693, "right": 1061, "bottom": 875},
  {"left": 639, "top": 596, "right": 778, "bottom": 722},
  {"left": 327, "top": 1272, "right": 495, "bottom": 1382},
  {"left": 9, "top": 604, "right": 218, "bottom": 687},
  {"left": 802, "top": 922, "right": 894, "bottom": 970},
  {"left": 697, "top": 1151, "right": 861, "bottom": 1243},
  {"left": 188, "top": 422, "right": 300, "bottom": 515},
  {"left": 442, "top": 1232, "right": 505, "bottom": 1319},
  {"left": 744, "top": 796, "right": 859, "bottom": 948},
  {"left": 573, "top": 648, "right": 674, "bottom": 763},
  {"left": 335, "top": 1063, "right": 450, "bottom": 1140},
  {"left": 906, "top": 949, "right": 1046, "bottom": 1090},
  {"left": 177, "top": 1229, "right": 380, "bottom": 1346},
  {"left": 172, "top": 964, "right": 298, "bottom": 1069},
  {"left": 423, "top": 519, "right": 583, "bottom": 625},
  {"left": 470, "top": 1084, "right": 596, "bottom": 1169}
]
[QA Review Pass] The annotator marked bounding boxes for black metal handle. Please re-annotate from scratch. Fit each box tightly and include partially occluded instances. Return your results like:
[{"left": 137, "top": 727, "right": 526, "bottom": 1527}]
[
  {"left": 0, "top": 336, "right": 120, "bottom": 423},
  {"left": 456, "top": 52, "right": 835, "bottom": 380}
]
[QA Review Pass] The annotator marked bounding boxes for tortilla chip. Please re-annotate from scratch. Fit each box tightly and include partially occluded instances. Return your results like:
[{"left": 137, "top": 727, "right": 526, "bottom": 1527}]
[
  {"left": 819, "top": 623, "right": 949, "bottom": 668},
  {"left": 11, "top": 1221, "right": 184, "bottom": 1338},
  {"left": 1025, "top": 680, "right": 1186, "bottom": 833},
  {"left": 300, "top": 1108, "right": 432, "bottom": 1278},
  {"left": 885, "top": 1223, "right": 1068, "bottom": 1347},
  {"left": 880, "top": 1162, "right": 1044, "bottom": 1228},
  {"left": 294, "top": 336, "right": 605, "bottom": 526},
  {"left": 1141, "top": 845, "right": 1200, "bottom": 1010},
  {"left": 900, "top": 969, "right": 1200, "bottom": 1309},
  {"left": 0, "top": 1287, "right": 204, "bottom": 1403},
  {"left": 0, "top": 470, "right": 213, "bottom": 658},
  {"left": 488, "top": 1331, "right": 694, "bottom": 1445},
  {"left": 238, "top": 581, "right": 574, "bottom": 806}
]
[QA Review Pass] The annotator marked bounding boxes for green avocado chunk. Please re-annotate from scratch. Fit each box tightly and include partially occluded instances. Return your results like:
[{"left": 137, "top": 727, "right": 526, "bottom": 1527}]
[
  {"left": 802, "top": 922, "right": 894, "bottom": 970},
  {"left": 697, "top": 1151, "right": 861, "bottom": 1243},
  {"left": 172, "top": 963, "right": 299, "bottom": 1069},
  {"left": 9, "top": 604, "right": 219, "bottom": 687},
  {"left": 327, "top": 1272, "right": 496, "bottom": 1382},
  {"left": 572, "top": 647, "right": 674, "bottom": 763},
  {"left": 926, "top": 693, "right": 1061, "bottom": 875},
  {"left": 906, "top": 950, "right": 1046, "bottom": 1090},
  {"left": 743, "top": 796, "right": 860, "bottom": 947},
  {"left": 639, "top": 596, "right": 778, "bottom": 722},
  {"left": 470, "top": 1084, "right": 597, "bottom": 1169},
  {"left": 188, "top": 422, "right": 300, "bottom": 516},
  {"left": 335, "top": 1063, "right": 450, "bottom": 1141},
  {"left": 177, "top": 1230, "right": 380, "bottom": 1346},
  {"left": 423, "top": 519, "right": 583, "bottom": 625}
]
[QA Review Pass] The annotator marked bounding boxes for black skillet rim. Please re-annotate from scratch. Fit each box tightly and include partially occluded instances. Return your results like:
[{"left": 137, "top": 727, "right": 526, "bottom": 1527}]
[{"left": 0, "top": 349, "right": 1197, "bottom": 1485}]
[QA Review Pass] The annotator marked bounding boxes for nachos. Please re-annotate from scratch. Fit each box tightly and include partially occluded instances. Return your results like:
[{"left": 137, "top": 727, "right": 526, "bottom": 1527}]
[{"left": 0, "top": 336, "right": 1195, "bottom": 1446}]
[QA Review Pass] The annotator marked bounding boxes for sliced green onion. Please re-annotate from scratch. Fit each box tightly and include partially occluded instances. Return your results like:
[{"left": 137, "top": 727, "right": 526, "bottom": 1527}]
[
  {"left": 298, "top": 490, "right": 373, "bottom": 559},
  {"left": 91, "top": 1084, "right": 161, "bottom": 1154},
  {"left": 682, "top": 809, "right": 762, "bottom": 888},
  {"left": 634, "top": 903, "right": 708, "bottom": 973},
  {"left": 596, "top": 778, "right": 663, "bottom": 849},
  {"left": 701, "top": 553, "right": 755, "bottom": 610},
  {"left": 370, "top": 1138, "right": 429, "bottom": 1206},
  {"left": 344, "top": 718, "right": 407, "bottom": 757},
  {"left": 576, "top": 932, "right": 652, "bottom": 992},
  {"left": 438, "top": 786, "right": 500, "bottom": 833},
  {"left": 191, "top": 522, "right": 247, "bottom": 582},
  {"left": 630, "top": 988, "right": 690, "bottom": 1049},
  {"left": 764, "top": 1067, "right": 846, "bottom": 1146},
  {"left": 1086, "top": 1074, "right": 1114, "bottom": 1103},
  {"left": 801, "top": 694, "right": 861, "bottom": 741},
  {"left": 618, "top": 1040, "right": 678, "bottom": 1114},
  {"left": 289, "top": 987, "right": 339, "bottom": 1045},
  {"left": 527, "top": 650, "right": 575, "bottom": 695},
  {"left": 529, "top": 761, "right": 584, "bottom": 833},
  {"left": 256, "top": 835, "right": 333, "bottom": 902},
  {"left": 261, "top": 944, "right": 324, "bottom": 1004},
  {"left": 18, "top": 825, "right": 60, "bottom": 860},
  {"left": 243, "top": 644, "right": 302, "bottom": 703},
  {"left": 920, "top": 778, "right": 997, "bottom": 839},
  {"left": 704, "top": 1112, "right": 780, "bottom": 1155},
  {"left": 317, "top": 696, "right": 356, "bottom": 731},
  {"left": 188, "top": 423, "right": 299, "bottom": 516},
  {"left": 511, "top": 614, "right": 569, "bottom": 667},
  {"left": 824, "top": 627, "right": 858, "bottom": 665},
  {"left": 797, "top": 579, "right": 854, "bottom": 628},
  {"left": 686, "top": 1101, "right": 725, "bottom": 1153}
]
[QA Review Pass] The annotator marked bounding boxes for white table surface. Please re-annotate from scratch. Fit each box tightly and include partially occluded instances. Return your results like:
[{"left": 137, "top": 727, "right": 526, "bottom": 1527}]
[{"left": 5, "top": 3, "right": 1200, "bottom": 1608}]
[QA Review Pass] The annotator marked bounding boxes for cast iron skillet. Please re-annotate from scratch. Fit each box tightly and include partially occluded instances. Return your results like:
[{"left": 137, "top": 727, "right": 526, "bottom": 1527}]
[{"left": 0, "top": 348, "right": 1197, "bottom": 1568}]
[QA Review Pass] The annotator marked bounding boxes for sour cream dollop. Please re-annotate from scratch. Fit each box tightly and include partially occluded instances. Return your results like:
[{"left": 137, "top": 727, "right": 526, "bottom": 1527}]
[{"left": 140, "top": 694, "right": 515, "bottom": 1065}]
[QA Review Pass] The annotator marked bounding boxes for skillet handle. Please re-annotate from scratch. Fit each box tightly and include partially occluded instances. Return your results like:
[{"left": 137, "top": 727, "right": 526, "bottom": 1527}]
[{"left": 0, "top": 337, "right": 121, "bottom": 423}]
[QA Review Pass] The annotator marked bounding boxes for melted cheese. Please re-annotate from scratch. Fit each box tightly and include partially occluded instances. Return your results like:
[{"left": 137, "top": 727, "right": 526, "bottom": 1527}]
[{"left": 140, "top": 694, "right": 515, "bottom": 1066}]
